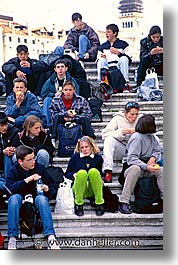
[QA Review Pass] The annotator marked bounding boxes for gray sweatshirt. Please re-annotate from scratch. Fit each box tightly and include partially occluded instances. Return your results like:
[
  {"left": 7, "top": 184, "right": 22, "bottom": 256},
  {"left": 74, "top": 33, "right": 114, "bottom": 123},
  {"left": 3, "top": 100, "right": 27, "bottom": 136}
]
[{"left": 123, "top": 132, "right": 162, "bottom": 171}]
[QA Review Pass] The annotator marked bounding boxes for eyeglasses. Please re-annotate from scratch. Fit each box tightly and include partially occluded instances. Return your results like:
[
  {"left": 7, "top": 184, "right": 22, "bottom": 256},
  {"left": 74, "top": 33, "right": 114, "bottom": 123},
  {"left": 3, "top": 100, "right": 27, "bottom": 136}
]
[
  {"left": 55, "top": 65, "right": 65, "bottom": 68},
  {"left": 125, "top": 101, "right": 140, "bottom": 110}
]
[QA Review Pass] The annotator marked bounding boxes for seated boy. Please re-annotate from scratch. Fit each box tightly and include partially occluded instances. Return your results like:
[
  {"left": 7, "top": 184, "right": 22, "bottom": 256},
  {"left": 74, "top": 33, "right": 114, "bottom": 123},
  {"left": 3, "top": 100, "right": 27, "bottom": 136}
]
[{"left": 50, "top": 80, "right": 95, "bottom": 144}]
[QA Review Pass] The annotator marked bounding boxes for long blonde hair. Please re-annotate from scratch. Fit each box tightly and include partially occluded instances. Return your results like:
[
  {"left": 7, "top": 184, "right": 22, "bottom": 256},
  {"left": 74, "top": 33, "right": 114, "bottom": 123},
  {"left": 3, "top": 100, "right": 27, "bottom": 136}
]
[{"left": 74, "top": 136, "right": 100, "bottom": 154}]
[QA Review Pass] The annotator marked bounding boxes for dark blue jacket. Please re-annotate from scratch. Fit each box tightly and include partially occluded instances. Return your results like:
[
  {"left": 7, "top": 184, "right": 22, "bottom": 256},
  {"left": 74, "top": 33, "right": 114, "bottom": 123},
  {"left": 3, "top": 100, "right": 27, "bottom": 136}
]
[
  {"left": 65, "top": 152, "right": 103, "bottom": 181},
  {"left": 6, "top": 162, "right": 52, "bottom": 199}
]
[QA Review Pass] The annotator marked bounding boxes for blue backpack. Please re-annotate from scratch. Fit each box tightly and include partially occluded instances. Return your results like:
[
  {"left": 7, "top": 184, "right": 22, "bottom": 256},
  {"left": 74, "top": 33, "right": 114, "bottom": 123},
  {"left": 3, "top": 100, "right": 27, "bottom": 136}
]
[{"left": 57, "top": 123, "right": 83, "bottom": 157}]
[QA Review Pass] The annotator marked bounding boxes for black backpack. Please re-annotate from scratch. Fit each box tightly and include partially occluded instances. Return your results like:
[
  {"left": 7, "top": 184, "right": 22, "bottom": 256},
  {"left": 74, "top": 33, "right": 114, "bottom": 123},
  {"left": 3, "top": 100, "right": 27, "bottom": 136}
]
[
  {"left": 46, "top": 165, "right": 64, "bottom": 199},
  {"left": 88, "top": 97, "right": 103, "bottom": 122},
  {"left": 103, "top": 186, "right": 118, "bottom": 212},
  {"left": 132, "top": 176, "right": 163, "bottom": 214},
  {"left": 19, "top": 201, "right": 43, "bottom": 237},
  {"left": 57, "top": 123, "right": 83, "bottom": 157},
  {"left": 100, "top": 66, "right": 127, "bottom": 93}
]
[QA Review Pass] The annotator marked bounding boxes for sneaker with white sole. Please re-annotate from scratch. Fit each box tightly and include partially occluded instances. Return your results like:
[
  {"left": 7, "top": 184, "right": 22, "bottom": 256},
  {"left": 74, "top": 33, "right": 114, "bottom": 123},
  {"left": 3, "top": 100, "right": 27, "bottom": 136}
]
[
  {"left": 8, "top": 237, "right": 17, "bottom": 250},
  {"left": 48, "top": 238, "right": 61, "bottom": 250}
]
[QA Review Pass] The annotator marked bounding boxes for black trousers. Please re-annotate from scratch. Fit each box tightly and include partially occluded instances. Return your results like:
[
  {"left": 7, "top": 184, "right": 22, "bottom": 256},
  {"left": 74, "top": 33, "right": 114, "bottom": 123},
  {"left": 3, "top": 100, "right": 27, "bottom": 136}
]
[{"left": 137, "top": 57, "right": 163, "bottom": 86}]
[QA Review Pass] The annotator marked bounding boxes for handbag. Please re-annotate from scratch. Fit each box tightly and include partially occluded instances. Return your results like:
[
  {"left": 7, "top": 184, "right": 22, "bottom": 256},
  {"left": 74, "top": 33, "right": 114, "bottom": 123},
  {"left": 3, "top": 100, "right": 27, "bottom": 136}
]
[
  {"left": 145, "top": 67, "right": 159, "bottom": 89},
  {"left": 54, "top": 178, "right": 74, "bottom": 214}
]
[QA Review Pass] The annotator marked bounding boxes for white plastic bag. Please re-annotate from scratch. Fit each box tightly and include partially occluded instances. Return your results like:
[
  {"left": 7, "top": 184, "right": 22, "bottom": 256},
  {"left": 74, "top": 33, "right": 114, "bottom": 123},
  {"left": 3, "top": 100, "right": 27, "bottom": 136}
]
[
  {"left": 145, "top": 67, "right": 159, "bottom": 89},
  {"left": 54, "top": 178, "right": 74, "bottom": 214}
]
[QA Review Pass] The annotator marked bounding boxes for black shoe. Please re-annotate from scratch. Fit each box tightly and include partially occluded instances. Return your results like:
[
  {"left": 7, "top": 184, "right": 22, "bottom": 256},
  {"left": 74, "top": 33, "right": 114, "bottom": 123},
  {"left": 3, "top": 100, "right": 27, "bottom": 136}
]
[
  {"left": 119, "top": 202, "right": 131, "bottom": 214},
  {"left": 74, "top": 204, "right": 84, "bottom": 216},
  {"left": 130, "top": 87, "right": 138, "bottom": 93},
  {"left": 96, "top": 204, "right": 105, "bottom": 216}
]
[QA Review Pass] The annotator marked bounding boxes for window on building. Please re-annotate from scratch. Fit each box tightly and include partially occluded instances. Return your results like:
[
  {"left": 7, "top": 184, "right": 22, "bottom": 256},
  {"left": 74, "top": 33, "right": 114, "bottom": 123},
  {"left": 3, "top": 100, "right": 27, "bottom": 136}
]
[
  {"left": 24, "top": 39, "right": 27, "bottom": 43},
  {"left": 9, "top": 36, "right": 12, "bottom": 42},
  {"left": 18, "top": 37, "right": 20, "bottom": 43},
  {"left": 32, "top": 40, "right": 35, "bottom": 44}
]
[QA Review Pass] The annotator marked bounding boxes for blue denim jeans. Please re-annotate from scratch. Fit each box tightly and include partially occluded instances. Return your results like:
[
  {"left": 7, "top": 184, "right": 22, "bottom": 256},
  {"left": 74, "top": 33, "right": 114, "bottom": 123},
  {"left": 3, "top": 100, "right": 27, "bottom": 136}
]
[
  {"left": 8, "top": 194, "right": 55, "bottom": 238},
  {"left": 43, "top": 97, "right": 53, "bottom": 128},
  {"left": 3, "top": 154, "right": 16, "bottom": 178},
  {"left": 78, "top": 35, "right": 91, "bottom": 59},
  {"left": 36, "top": 149, "right": 50, "bottom": 168}
]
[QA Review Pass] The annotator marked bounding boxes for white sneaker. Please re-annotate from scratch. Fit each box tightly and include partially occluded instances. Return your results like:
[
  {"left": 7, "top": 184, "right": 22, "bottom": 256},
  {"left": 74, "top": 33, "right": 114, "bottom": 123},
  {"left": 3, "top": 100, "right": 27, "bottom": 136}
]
[
  {"left": 8, "top": 237, "right": 17, "bottom": 250},
  {"left": 51, "top": 139, "right": 56, "bottom": 148},
  {"left": 47, "top": 238, "right": 61, "bottom": 250},
  {"left": 79, "top": 60, "right": 84, "bottom": 69}
]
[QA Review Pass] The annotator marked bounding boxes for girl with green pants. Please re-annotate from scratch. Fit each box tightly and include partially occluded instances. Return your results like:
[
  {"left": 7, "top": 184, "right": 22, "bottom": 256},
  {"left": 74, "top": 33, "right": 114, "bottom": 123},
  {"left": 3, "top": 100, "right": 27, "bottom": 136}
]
[{"left": 65, "top": 136, "right": 104, "bottom": 216}]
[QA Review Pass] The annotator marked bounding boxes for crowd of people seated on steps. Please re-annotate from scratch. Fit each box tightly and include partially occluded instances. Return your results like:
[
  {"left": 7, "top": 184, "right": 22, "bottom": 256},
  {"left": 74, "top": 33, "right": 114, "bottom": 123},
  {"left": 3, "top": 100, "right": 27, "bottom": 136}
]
[
  {"left": 0, "top": 106, "right": 163, "bottom": 248},
  {"left": 0, "top": 14, "right": 163, "bottom": 249}
]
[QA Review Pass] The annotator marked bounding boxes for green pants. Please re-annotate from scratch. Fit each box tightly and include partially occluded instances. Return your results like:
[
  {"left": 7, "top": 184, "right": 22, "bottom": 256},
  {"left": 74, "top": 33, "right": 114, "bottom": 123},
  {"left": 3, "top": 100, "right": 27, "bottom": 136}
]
[{"left": 72, "top": 168, "right": 104, "bottom": 206}]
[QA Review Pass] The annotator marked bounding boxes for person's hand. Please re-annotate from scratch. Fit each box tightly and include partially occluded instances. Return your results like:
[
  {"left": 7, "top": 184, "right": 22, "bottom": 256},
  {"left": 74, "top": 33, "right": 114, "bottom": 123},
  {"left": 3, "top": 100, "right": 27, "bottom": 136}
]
[
  {"left": 110, "top": 47, "right": 120, "bottom": 55},
  {"left": 7, "top": 117, "right": 15, "bottom": 123},
  {"left": 16, "top": 70, "right": 26, "bottom": 79},
  {"left": 146, "top": 164, "right": 160, "bottom": 173},
  {"left": 67, "top": 109, "right": 76, "bottom": 118},
  {"left": 100, "top": 53, "right": 106, "bottom": 58},
  {"left": 42, "top": 184, "right": 49, "bottom": 192},
  {"left": 64, "top": 117, "right": 72, "bottom": 122},
  {"left": 3, "top": 146, "right": 16, "bottom": 156},
  {"left": 25, "top": 174, "right": 41, "bottom": 183},
  {"left": 84, "top": 53, "right": 89, "bottom": 60},
  {"left": 16, "top": 92, "right": 25, "bottom": 107},
  {"left": 121, "top": 128, "right": 134, "bottom": 135},
  {"left": 20, "top": 60, "right": 30, "bottom": 68},
  {"left": 151, "top": 46, "right": 162, "bottom": 55}
]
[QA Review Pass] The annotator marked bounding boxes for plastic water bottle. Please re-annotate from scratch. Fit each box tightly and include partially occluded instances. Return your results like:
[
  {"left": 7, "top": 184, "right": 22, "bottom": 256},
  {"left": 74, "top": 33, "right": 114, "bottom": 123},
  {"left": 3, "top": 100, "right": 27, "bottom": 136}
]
[{"left": 36, "top": 178, "right": 43, "bottom": 195}]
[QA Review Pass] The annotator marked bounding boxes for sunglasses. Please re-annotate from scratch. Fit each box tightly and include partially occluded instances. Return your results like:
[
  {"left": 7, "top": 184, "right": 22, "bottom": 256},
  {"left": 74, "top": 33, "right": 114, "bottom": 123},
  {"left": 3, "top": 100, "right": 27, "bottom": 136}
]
[{"left": 125, "top": 101, "right": 140, "bottom": 109}]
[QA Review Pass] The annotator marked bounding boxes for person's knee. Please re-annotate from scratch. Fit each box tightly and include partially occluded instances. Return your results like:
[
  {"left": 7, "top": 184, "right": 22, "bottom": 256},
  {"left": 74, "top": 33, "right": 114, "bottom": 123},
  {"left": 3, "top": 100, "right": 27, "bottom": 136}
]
[
  {"left": 79, "top": 35, "right": 88, "bottom": 42},
  {"left": 37, "top": 149, "right": 49, "bottom": 159},
  {"left": 104, "top": 136, "right": 115, "bottom": 146},
  {"left": 88, "top": 168, "right": 100, "bottom": 177},
  {"left": 8, "top": 194, "right": 22, "bottom": 205},
  {"left": 119, "top": 56, "right": 129, "bottom": 64},
  {"left": 76, "top": 169, "right": 88, "bottom": 179},
  {"left": 125, "top": 165, "right": 141, "bottom": 177},
  {"left": 35, "top": 194, "right": 48, "bottom": 206}
]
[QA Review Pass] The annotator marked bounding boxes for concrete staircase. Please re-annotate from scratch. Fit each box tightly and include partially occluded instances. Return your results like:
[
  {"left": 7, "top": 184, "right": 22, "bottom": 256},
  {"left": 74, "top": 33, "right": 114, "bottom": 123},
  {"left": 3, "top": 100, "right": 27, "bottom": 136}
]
[{"left": 0, "top": 61, "right": 163, "bottom": 250}]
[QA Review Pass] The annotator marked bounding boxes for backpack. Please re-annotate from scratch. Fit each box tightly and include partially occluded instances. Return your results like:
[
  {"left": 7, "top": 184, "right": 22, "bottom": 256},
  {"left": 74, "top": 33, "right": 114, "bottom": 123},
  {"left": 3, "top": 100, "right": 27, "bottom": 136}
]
[
  {"left": 132, "top": 176, "right": 163, "bottom": 214},
  {"left": 88, "top": 97, "right": 103, "bottom": 122},
  {"left": 57, "top": 123, "right": 83, "bottom": 157},
  {"left": 100, "top": 66, "right": 127, "bottom": 94},
  {"left": 136, "top": 83, "right": 163, "bottom": 101},
  {"left": 19, "top": 196, "right": 43, "bottom": 237},
  {"left": 46, "top": 165, "right": 65, "bottom": 199},
  {"left": 39, "top": 53, "right": 60, "bottom": 67},
  {"left": 136, "top": 68, "right": 163, "bottom": 101},
  {"left": 103, "top": 186, "right": 118, "bottom": 212}
]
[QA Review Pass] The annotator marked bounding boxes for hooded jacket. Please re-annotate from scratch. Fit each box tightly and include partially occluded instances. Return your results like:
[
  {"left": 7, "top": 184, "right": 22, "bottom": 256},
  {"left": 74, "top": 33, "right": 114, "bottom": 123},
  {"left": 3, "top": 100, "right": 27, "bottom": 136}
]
[{"left": 102, "top": 111, "right": 143, "bottom": 144}]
